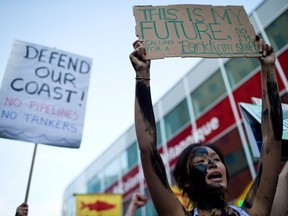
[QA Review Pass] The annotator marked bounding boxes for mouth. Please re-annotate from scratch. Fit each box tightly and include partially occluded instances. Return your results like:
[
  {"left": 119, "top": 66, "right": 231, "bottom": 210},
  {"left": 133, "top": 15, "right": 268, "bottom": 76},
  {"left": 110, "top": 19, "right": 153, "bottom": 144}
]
[{"left": 207, "top": 172, "right": 223, "bottom": 182}]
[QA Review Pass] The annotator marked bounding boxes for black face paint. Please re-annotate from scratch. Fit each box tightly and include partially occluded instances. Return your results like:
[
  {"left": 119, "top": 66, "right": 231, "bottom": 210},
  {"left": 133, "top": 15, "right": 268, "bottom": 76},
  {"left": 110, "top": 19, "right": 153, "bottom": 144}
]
[{"left": 188, "top": 147, "right": 224, "bottom": 194}]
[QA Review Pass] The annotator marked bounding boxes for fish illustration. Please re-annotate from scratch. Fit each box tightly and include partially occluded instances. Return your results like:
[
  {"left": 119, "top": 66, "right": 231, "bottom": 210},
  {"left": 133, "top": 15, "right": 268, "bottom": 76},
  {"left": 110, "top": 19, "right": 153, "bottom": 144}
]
[{"left": 81, "top": 200, "right": 116, "bottom": 212}]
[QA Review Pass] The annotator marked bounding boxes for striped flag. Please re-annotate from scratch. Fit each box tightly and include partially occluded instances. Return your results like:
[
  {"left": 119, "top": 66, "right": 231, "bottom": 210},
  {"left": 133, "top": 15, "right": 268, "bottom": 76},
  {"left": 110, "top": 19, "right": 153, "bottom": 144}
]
[
  {"left": 171, "top": 185, "right": 193, "bottom": 211},
  {"left": 75, "top": 193, "right": 122, "bottom": 216}
]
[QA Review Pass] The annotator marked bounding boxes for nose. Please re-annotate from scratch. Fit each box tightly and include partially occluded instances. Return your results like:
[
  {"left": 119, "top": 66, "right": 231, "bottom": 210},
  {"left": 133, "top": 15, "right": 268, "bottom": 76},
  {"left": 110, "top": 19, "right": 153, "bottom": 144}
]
[{"left": 208, "top": 159, "right": 217, "bottom": 168}]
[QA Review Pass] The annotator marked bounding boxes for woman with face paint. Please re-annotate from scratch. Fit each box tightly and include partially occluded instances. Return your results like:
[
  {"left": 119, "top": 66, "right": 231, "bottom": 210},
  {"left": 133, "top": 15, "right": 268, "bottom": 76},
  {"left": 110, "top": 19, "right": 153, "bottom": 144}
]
[{"left": 129, "top": 37, "right": 282, "bottom": 216}]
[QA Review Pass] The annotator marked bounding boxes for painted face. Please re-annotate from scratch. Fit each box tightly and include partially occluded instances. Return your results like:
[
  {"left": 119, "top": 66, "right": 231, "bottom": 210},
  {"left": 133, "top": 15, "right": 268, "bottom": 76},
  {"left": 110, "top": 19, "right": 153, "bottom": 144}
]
[{"left": 187, "top": 146, "right": 227, "bottom": 194}]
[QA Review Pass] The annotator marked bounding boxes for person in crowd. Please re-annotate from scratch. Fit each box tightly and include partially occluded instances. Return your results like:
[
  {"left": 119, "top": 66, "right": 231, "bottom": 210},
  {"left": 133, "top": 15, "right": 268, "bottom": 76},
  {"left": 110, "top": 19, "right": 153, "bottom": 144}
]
[
  {"left": 15, "top": 203, "right": 28, "bottom": 216},
  {"left": 129, "top": 37, "right": 283, "bottom": 216},
  {"left": 125, "top": 192, "right": 147, "bottom": 216}
]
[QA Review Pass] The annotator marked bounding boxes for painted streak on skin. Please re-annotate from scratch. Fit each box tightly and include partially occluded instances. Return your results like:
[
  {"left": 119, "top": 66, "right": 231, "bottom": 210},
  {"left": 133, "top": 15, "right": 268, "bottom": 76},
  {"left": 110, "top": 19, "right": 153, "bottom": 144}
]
[
  {"left": 136, "top": 82, "right": 170, "bottom": 189},
  {"left": 267, "top": 71, "right": 283, "bottom": 141}
]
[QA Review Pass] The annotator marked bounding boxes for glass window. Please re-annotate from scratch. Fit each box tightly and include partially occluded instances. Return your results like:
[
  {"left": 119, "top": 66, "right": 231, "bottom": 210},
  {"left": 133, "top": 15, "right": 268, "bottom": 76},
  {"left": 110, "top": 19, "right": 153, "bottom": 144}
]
[
  {"left": 265, "top": 9, "right": 288, "bottom": 52},
  {"left": 121, "top": 151, "right": 129, "bottom": 174},
  {"left": 224, "top": 147, "right": 248, "bottom": 176},
  {"left": 87, "top": 175, "right": 102, "bottom": 193},
  {"left": 164, "top": 99, "right": 190, "bottom": 140},
  {"left": 225, "top": 57, "right": 258, "bottom": 87},
  {"left": 156, "top": 121, "right": 162, "bottom": 147},
  {"left": 191, "top": 70, "right": 226, "bottom": 118},
  {"left": 127, "top": 142, "right": 138, "bottom": 168},
  {"left": 145, "top": 188, "right": 157, "bottom": 216},
  {"left": 145, "top": 199, "right": 157, "bottom": 216},
  {"left": 121, "top": 142, "right": 139, "bottom": 174},
  {"left": 104, "top": 157, "right": 119, "bottom": 187},
  {"left": 214, "top": 128, "right": 249, "bottom": 176}
]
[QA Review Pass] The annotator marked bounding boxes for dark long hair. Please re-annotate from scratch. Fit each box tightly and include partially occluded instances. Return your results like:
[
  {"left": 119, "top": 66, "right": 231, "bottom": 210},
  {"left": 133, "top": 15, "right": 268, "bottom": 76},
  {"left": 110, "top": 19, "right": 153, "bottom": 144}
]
[{"left": 172, "top": 143, "right": 229, "bottom": 205}]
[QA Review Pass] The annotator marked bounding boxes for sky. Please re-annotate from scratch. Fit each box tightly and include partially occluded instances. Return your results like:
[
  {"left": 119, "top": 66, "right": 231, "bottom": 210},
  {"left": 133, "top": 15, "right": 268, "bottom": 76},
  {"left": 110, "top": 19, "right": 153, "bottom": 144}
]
[{"left": 0, "top": 1, "right": 262, "bottom": 215}]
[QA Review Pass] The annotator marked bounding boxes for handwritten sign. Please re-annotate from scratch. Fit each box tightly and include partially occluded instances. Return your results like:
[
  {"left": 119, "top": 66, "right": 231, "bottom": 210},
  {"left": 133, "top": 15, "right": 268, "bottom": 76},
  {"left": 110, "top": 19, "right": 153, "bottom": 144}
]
[
  {"left": 133, "top": 4, "right": 261, "bottom": 59},
  {"left": 0, "top": 40, "right": 92, "bottom": 148}
]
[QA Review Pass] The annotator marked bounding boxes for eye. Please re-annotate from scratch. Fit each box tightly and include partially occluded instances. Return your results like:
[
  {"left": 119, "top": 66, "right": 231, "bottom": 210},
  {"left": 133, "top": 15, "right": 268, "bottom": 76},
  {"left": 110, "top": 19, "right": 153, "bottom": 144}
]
[
  {"left": 194, "top": 159, "right": 205, "bottom": 165},
  {"left": 213, "top": 157, "right": 221, "bottom": 162}
]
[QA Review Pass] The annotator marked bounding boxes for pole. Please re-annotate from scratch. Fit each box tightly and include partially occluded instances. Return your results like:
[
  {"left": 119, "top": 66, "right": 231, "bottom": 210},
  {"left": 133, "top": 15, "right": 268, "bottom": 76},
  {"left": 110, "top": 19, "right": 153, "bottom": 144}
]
[{"left": 24, "top": 143, "right": 38, "bottom": 203}]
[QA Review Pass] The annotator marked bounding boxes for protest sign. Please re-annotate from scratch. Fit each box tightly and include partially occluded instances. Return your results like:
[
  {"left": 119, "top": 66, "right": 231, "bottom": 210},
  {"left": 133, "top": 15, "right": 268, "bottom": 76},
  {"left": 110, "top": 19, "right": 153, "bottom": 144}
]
[
  {"left": 75, "top": 193, "right": 122, "bottom": 216},
  {"left": 239, "top": 102, "right": 288, "bottom": 161},
  {"left": 0, "top": 40, "right": 92, "bottom": 148},
  {"left": 133, "top": 4, "right": 261, "bottom": 59}
]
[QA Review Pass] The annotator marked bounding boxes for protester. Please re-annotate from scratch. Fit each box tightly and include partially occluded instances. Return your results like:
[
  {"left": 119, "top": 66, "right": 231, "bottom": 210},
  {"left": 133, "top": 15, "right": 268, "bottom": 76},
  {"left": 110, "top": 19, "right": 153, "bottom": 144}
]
[
  {"left": 125, "top": 192, "right": 147, "bottom": 216},
  {"left": 15, "top": 203, "right": 28, "bottom": 216},
  {"left": 129, "top": 37, "right": 283, "bottom": 215}
]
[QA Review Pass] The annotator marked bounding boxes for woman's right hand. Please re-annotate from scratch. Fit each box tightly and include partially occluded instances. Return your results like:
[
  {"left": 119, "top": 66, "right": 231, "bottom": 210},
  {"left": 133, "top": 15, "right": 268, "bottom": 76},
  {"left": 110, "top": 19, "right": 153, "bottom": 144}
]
[{"left": 129, "top": 40, "right": 151, "bottom": 79}]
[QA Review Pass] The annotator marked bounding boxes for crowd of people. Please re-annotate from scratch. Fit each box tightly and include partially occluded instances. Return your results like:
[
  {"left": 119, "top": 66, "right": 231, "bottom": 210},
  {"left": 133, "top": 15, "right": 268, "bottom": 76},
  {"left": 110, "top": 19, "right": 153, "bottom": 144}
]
[{"left": 13, "top": 19, "right": 288, "bottom": 216}]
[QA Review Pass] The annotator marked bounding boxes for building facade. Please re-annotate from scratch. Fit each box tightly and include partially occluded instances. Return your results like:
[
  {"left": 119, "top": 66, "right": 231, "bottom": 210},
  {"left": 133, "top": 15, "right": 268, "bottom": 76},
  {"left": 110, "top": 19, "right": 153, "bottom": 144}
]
[{"left": 62, "top": 0, "right": 288, "bottom": 215}]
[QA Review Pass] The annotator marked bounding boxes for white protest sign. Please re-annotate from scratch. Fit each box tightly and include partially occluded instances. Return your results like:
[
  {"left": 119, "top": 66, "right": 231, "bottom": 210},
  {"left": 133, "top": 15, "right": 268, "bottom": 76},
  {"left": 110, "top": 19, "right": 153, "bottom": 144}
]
[{"left": 0, "top": 40, "right": 92, "bottom": 148}]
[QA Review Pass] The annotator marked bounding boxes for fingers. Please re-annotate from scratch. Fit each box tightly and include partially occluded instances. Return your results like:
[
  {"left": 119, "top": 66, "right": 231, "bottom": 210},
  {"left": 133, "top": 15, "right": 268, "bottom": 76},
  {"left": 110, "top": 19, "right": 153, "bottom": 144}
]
[
  {"left": 132, "top": 40, "right": 146, "bottom": 58},
  {"left": 255, "top": 36, "right": 273, "bottom": 57},
  {"left": 136, "top": 193, "right": 147, "bottom": 206},
  {"left": 16, "top": 203, "right": 28, "bottom": 216}
]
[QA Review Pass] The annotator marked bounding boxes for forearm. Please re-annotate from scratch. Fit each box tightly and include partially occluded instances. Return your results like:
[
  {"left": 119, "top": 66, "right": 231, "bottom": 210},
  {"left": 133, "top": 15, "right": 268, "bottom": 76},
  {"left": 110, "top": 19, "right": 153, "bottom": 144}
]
[
  {"left": 244, "top": 63, "right": 282, "bottom": 215},
  {"left": 261, "top": 64, "right": 282, "bottom": 141},
  {"left": 135, "top": 79, "right": 156, "bottom": 152},
  {"left": 125, "top": 203, "right": 137, "bottom": 216}
]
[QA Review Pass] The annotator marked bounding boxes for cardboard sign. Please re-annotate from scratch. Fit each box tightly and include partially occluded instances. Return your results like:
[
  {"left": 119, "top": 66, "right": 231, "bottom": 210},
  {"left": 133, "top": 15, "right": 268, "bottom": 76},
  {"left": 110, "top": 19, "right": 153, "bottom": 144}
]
[
  {"left": 0, "top": 40, "right": 92, "bottom": 148},
  {"left": 133, "top": 4, "right": 261, "bottom": 59}
]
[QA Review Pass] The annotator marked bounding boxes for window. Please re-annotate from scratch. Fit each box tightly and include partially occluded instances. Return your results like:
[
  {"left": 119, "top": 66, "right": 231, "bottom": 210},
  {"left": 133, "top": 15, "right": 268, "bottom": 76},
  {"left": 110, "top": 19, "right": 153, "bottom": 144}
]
[
  {"left": 224, "top": 148, "right": 248, "bottom": 176},
  {"left": 164, "top": 99, "right": 190, "bottom": 140},
  {"left": 225, "top": 57, "right": 258, "bottom": 88},
  {"left": 121, "top": 142, "right": 139, "bottom": 174},
  {"left": 156, "top": 121, "right": 162, "bottom": 147},
  {"left": 265, "top": 9, "right": 288, "bottom": 52},
  {"left": 121, "top": 151, "right": 129, "bottom": 174},
  {"left": 214, "top": 128, "right": 248, "bottom": 176},
  {"left": 191, "top": 70, "right": 226, "bottom": 118},
  {"left": 145, "top": 188, "right": 157, "bottom": 216},
  {"left": 127, "top": 142, "right": 138, "bottom": 167},
  {"left": 104, "top": 157, "right": 119, "bottom": 187},
  {"left": 87, "top": 175, "right": 102, "bottom": 193}
]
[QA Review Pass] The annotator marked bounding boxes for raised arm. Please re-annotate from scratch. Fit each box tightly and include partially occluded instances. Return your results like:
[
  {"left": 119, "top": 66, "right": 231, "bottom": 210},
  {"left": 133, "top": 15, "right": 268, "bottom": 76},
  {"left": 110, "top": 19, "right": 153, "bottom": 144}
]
[
  {"left": 243, "top": 38, "right": 283, "bottom": 215},
  {"left": 129, "top": 40, "right": 185, "bottom": 216}
]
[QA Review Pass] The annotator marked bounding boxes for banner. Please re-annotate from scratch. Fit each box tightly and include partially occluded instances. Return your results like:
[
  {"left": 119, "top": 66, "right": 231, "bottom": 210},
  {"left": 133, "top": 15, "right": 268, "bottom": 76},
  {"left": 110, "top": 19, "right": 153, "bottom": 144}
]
[
  {"left": 170, "top": 185, "right": 193, "bottom": 211},
  {"left": 0, "top": 40, "right": 92, "bottom": 148},
  {"left": 75, "top": 194, "right": 122, "bottom": 216},
  {"left": 239, "top": 101, "right": 288, "bottom": 161},
  {"left": 133, "top": 4, "right": 261, "bottom": 59}
]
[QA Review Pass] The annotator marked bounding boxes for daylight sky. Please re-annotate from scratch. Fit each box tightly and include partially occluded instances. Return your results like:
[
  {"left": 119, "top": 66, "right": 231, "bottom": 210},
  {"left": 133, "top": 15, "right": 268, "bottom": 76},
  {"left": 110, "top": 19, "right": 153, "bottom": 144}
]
[{"left": 0, "top": 1, "right": 262, "bottom": 215}]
